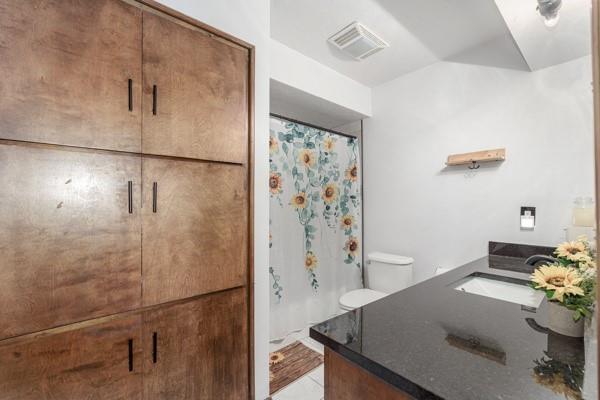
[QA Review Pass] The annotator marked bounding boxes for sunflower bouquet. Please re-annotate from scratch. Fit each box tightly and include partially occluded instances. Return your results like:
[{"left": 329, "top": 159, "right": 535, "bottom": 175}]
[{"left": 530, "top": 236, "right": 597, "bottom": 321}]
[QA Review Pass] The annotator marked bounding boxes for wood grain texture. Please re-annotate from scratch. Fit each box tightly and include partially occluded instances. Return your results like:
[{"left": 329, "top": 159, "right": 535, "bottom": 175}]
[
  {"left": 142, "top": 11, "right": 248, "bottom": 163},
  {"left": 0, "top": 314, "right": 143, "bottom": 400},
  {"left": 0, "top": 0, "right": 142, "bottom": 152},
  {"left": 135, "top": 0, "right": 253, "bottom": 50},
  {"left": 143, "top": 288, "right": 249, "bottom": 400},
  {"left": 446, "top": 148, "right": 506, "bottom": 166},
  {"left": 269, "top": 342, "right": 323, "bottom": 394},
  {"left": 0, "top": 141, "right": 142, "bottom": 340},
  {"left": 324, "top": 349, "right": 414, "bottom": 400},
  {"left": 142, "top": 157, "right": 247, "bottom": 306}
]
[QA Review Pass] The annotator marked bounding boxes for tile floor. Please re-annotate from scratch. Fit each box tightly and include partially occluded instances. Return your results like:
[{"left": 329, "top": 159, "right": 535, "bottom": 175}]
[{"left": 270, "top": 330, "right": 325, "bottom": 400}]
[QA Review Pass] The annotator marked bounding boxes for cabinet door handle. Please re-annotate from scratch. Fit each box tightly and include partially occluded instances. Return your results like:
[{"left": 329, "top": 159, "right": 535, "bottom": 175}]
[
  {"left": 128, "top": 79, "right": 133, "bottom": 112},
  {"left": 128, "top": 181, "right": 133, "bottom": 214},
  {"left": 152, "top": 332, "right": 158, "bottom": 364},
  {"left": 128, "top": 339, "right": 134, "bottom": 372},
  {"left": 152, "top": 182, "right": 158, "bottom": 213},
  {"left": 152, "top": 85, "right": 157, "bottom": 115}
]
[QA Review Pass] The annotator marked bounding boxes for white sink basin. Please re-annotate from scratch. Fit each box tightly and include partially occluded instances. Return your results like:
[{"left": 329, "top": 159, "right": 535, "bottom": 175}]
[{"left": 453, "top": 275, "right": 545, "bottom": 308}]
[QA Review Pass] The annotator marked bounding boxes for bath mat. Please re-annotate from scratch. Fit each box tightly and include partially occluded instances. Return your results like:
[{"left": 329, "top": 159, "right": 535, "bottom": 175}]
[{"left": 269, "top": 341, "right": 323, "bottom": 394}]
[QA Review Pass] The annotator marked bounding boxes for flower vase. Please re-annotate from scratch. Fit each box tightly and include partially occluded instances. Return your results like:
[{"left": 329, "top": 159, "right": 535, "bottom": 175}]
[{"left": 547, "top": 301, "right": 584, "bottom": 337}]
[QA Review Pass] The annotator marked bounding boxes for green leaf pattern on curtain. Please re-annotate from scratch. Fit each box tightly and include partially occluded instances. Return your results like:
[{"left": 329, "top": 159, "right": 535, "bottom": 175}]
[{"left": 269, "top": 118, "right": 362, "bottom": 298}]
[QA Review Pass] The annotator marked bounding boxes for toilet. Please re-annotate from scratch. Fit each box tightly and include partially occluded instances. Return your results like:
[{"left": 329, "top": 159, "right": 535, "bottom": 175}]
[{"left": 339, "top": 252, "right": 414, "bottom": 311}]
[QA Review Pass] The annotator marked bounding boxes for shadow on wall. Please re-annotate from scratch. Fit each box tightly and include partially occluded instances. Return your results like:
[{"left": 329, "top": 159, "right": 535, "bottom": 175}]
[
  {"left": 445, "top": 35, "right": 530, "bottom": 72},
  {"left": 438, "top": 160, "right": 505, "bottom": 177},
  {"left": 374, "top": 0, "right": 509, "bottom": 57},
  {"left": 374, "top": 0, "right": 530, "bottom": 71}
]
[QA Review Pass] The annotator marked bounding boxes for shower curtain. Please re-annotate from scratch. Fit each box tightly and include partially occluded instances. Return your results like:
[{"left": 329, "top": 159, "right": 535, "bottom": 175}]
[{"left": 269, "top": 116, "right": 363, "bottom": 341}]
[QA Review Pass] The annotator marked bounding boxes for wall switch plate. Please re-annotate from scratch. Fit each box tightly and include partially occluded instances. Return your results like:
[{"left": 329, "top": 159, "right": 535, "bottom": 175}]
[{"left": 520, "top": 207, "right": 536, "bottom": 230}]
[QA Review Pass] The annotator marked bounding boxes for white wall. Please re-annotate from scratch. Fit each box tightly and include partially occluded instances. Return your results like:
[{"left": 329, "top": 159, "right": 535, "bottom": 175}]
[
  {"left": 271, "top": 39, "right": 372, "bottom": 117},
  {"left": 154, "top": 1, "right": 270, "bottom": 398},
  {"left": 364, "top": 56, "right": 595, "bottom": 284}
]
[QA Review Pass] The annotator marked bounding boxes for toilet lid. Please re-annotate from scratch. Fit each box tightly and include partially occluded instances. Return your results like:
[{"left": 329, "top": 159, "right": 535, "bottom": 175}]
[
  {"left": 368, "top": 252, "right": 414, "bottom": 265},
  {"left": 340, "top": 289, "right": 388, "bottom": 309}
]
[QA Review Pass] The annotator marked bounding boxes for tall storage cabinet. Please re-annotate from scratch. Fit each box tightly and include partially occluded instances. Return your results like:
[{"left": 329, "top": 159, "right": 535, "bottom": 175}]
[
  {"left": 142, "top": 10, "right": 249, "bottom": 163},
  {"left": 0, "top": 0, "right": 252, "bottom": 399},
  {"left": 0, "top": 143, "right": 143, "bottom": 340},
  {"left": 0, "top": 0, "right": 143, "bottom": 152},
  {"left": 0, "top": 315, "right": 144, "bottom": 400},
  {"left": 142, "top": 288, "right": 248, "bottom": 400},
  {"left": 141, "top": 158, "right": 248, "bottom": 307}
]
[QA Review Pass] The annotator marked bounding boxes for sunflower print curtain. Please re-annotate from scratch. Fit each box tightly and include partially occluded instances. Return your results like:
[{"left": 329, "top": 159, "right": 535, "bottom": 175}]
[{"left": 269, "top": 116, "right": 363, "bottom": 341}]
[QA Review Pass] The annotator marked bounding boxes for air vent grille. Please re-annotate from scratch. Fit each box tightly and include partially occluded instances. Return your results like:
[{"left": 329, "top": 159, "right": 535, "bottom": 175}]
[
  {"left": 328, "top": 22, "right": 389, "bottom": 60},
  {"left": 332, "top": 27, "right": 362, "bottom": 47}
]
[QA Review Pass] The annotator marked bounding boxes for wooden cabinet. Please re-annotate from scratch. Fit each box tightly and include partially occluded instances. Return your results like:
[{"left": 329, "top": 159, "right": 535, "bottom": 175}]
[
  {"left": 0, "top": 1, "right": 249, "bottom": 162},
  {"left": 142, "top": 11, "right": 249, "bottom": 163},
  {"left": 0, "top": 315, "right": 143, "bottom": 400},
  {"left": 143, "top": 289, "right": 248, "bottom": 400},
  {"left": 325, "top": 349, "right": 413, "bottom": 400},
  {"left": 0, "top": 289, "right": 247, "bottom": 400},
  {"left": 141, "top": 158, "right": 247, "bottom": 306},
  {"left": 0, "top": 142, "right": 142, "bottom": 340},
  {"left": 0, "top": 0, "right": 142, "bottom": 152},
  {"left": 0, "top": 0, "right": 251, "bottom": 398}
]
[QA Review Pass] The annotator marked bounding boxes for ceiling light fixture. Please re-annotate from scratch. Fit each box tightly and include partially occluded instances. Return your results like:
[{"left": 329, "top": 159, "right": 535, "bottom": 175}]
[{"left": 537, "top": 0, "right": 562, "bottom": 28}]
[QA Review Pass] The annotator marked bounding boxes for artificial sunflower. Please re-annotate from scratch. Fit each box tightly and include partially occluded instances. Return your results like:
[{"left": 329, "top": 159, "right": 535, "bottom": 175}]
[
  {"left": 341, "top": 215, "right": 354, "bottom": 230},
  {"left": 345, "top": 162, "right": 358, "bottom": 182},
  {"left": 530, "top": 264, "right": 584, "bottom": 302},
  {"left": 322, "top": 183, "right": 338, "bottom": 204},
  {"left": 345, "top": 237, "right": 360, "bottom": 257},
  {"left": 323, "top": 136, "right": 336, "bottom": 152},
  {"left": 298, "top": 149, "right": 316, "bottom": 168},
  {"left": 305, "top": 252, "right": 318, "bottom": 271},
  {"left": 579, "top": 256, "right": 596, "bottom": 272},
  {"left": 269, "top": 135, "right": 279, "bottom": 155},
  {"left": 269, "top": 352, "right": 285, "bottom": 366},
  {"left": 555, "top": 240, "right": 587, "bottom": 262},
  {"left": 269, "top": 172, "right": 283, "bottom": 195},
  {"left": 290, "top": 192, "right": 307, "bottom": 209}
]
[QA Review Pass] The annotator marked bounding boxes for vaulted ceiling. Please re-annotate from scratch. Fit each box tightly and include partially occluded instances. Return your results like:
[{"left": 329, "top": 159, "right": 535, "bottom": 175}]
[{"left": 271, "top": 0, "right": 591, "bottom": 87}]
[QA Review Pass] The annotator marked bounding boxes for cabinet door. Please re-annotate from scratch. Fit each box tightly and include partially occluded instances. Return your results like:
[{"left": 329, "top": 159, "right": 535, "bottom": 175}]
[
  {"left": 0, "top": 315, "right": 143, "bottom": 400},
  {"left": 0, "top": 0, "right": 142, "bottom": 152},
  {"left": 142, "top": 11, "right": 248, "bottom": 163},
  {"left": 142, "top": 157, "right": 247, "bottom": 306},
  {"left": 0, "top": 142, "right": 141, "bottom": 340},
  {"left": 143, "top": 288, "right": 248, "bottom": 400}
]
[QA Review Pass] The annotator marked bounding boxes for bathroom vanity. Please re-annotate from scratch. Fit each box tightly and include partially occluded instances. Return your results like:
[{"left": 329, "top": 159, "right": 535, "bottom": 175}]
[{"left": 310, "top": 242, "right": 597, "bottom": 400}]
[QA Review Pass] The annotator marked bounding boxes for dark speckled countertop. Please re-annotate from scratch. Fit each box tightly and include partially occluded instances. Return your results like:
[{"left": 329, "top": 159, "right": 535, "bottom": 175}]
[{"left": 310, "top": 242, "right": 597, "bottom": 400}]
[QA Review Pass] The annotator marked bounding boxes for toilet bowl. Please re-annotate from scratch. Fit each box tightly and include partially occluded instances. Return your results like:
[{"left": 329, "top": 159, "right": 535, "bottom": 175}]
[{"left": 339, "top": 252, "right": 414, "bottom": 311}]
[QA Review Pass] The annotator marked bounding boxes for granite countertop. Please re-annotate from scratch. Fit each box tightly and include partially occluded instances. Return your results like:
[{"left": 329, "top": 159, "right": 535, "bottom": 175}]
[{"left": 310, "top": 243, "right": 598, "bottom": 400}]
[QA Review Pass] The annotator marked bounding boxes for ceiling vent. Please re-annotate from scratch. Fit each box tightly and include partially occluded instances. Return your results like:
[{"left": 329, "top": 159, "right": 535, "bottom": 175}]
[{"left": 328, "top": 22, "right": 389, "bottom": 60}]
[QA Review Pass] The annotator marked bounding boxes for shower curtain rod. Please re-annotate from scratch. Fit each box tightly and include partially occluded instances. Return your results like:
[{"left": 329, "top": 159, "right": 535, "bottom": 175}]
[{"left": 270, "top": 113, "right": 360, "bottom": 140}]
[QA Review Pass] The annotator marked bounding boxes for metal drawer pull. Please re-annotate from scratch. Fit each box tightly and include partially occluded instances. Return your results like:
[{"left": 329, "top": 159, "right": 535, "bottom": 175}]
[
  {"left": 152, "top": 85, "right": 157, "bottom": 115},
  {"left": 152, "top": 332, "right": 158, "bottom": 364},
  {"left": 128, "top": 339, "right": 134, "bottom": 372},
  {"left": 128, "top": 79, "right": 133, "bottom": 112},
  {"left": 152, "top": 182, "right": 158, "bottom": 213},
  {"left": 128, "top": 181, "right": 133, "bottom": 214}
]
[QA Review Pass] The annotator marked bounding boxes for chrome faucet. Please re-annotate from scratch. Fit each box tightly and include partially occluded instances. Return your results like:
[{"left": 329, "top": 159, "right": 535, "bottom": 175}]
[{"left": 524, "top": 254, "right": 557, "bottom": 266}]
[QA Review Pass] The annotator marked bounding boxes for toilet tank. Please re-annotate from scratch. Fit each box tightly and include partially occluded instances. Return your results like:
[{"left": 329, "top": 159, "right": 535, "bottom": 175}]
[{"left": 366, "top": 252, "right": 414, "bottom": 294}]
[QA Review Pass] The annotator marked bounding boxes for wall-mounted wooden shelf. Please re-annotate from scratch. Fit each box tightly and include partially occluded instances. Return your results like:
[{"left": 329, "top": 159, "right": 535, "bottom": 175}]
[{"left": 446, "top": 148, "right": 506, "bottom": 167}]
